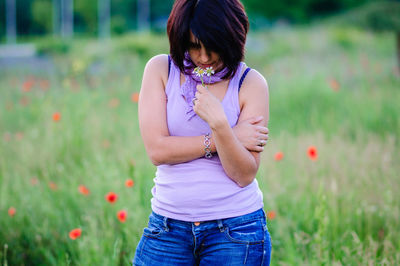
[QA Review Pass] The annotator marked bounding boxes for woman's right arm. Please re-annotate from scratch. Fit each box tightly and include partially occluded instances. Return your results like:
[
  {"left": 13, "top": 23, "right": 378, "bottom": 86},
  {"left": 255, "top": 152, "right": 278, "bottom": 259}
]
[
  {"left": 139, "top": 54, "right": 211, "bottom": 165},
  {"left": 138, "top": 54, "right": 268, "bottom": 166}
]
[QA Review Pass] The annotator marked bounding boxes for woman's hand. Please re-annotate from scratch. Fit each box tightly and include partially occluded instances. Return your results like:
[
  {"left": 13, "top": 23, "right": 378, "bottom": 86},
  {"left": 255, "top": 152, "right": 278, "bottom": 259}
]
[
  {"left": 193, "top": 84, "right": 227, "bottom": 130},
  {"left": 233, "top": 116, "right": 269, "bottom": 152}
]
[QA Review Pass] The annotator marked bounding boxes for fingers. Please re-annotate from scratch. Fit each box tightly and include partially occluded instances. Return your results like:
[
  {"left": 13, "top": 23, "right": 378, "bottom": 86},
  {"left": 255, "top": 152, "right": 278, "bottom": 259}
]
[
  {"left": 247, "top": 116, "right": 264, "bottom": 124},
  {"left": 256, "top": 126, "right": 269, "bottom": 134},
  {"left": 250, "top": 145, "right": 264, "bottom": 153}
]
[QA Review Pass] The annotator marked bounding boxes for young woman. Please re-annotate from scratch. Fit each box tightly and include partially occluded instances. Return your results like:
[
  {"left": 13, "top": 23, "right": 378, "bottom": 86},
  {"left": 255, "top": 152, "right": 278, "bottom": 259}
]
[{"left": 133, "top": 0, "right": 271, "bottom": 265}]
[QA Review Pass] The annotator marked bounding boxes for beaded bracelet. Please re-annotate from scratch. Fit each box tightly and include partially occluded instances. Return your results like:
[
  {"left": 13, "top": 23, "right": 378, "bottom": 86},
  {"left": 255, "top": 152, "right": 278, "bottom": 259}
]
[{"left": 204, "top": 133, "right": 213, "bottom": 158}]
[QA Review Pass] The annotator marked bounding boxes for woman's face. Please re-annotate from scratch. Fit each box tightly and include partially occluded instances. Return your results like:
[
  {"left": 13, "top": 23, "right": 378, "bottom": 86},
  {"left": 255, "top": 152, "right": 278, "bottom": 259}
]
[{"left": 188, "top": 31, "right": 223, "bottom": 71}]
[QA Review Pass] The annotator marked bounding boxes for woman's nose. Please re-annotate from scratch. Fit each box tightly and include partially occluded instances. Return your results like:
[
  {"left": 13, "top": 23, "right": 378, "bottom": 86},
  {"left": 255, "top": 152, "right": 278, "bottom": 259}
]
[{"left": 199, "top": 47, "right": 210, "bottom": 63}]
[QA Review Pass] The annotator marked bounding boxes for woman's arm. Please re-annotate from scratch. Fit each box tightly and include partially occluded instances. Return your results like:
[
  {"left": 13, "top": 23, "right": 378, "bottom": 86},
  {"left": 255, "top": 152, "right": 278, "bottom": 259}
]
[
  {"left": 193, "top": 70, "right": 269, "bottom": 187},
  {"left": 139, "top": 55, "right": 268, "bottom": 166},
  {"left": 139, "top": 54, "right": 216, "bottom": 165}
]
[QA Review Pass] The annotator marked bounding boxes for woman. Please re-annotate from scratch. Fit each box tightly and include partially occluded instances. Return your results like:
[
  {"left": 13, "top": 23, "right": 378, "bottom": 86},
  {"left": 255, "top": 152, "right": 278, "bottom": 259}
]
[{"left": 133, "top": 0, "right": 271, "bottom": 265}]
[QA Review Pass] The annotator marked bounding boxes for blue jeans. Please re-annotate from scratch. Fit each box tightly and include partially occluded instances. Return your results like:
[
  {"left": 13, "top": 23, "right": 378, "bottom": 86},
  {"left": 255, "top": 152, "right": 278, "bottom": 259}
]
[{"left": 132, "top": 209, "right": 271, "bottom": 265}]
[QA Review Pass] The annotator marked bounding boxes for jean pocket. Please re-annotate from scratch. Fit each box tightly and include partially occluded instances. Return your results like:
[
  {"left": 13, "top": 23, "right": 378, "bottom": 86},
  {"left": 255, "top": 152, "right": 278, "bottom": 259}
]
[
  {"left": 224, "top": 218, "right": 265, "bottom": 245},
  {"left": 142, "top": 213, "right": 166, "bottom": 239}
]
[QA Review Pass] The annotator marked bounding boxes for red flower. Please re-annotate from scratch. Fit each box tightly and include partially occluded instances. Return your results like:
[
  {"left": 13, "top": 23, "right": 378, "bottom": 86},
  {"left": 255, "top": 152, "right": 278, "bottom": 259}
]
[
  {"left": 49, "top": 182, "right": 58, "bottom": 191},
  {"left": 329, "top": 78, "right": 340, "bottom": 92},
  {"left": 108, "top": 98, "right": 120, "bottom": 108},
  {"left": 117, "top": 210, "right": 127, "bottom": 223},
  {"left": 69, "top": 228, "right": 82, "bottom": 240},
  {"left": 267, "top": 210, "right": 276, "bottom": 220},
  {"left": 131, "top": 92, "right": 139, "bottom": 103},
  {"left": 274, "top": 152, "right": 284, "bottom": 161},
  {"left": 3, "top": 132, "right": 12, "bottom": 142},
  {"left": 53, "top": 112, "right": 61, "bottom": 122},
  {"left": 8, "top": 207, "right": 16, "bottom": 217},
  {"left": 5, "top": 101, "right": 13, "bottom": 110},
  {"left": 78, "top": 185, "right": 90, "bottom": 195},
  {"left": 22, "top": 79, "right": 34, "bottom": 92},
  {"left": 105, "top": 192, "right": 118, "bottom": 203},
  {"left": 307, "top": 146, "right": 318, "bottom": 161},
  {"left": 125, "top": 179, "right": 134, "bottom": 188},
  {"left": 39, "top": 79, "right": 50, "bottom": 91},
  {"left": 15, "top": 132, "right": 24, "bottom": 141},
  {"left": 19, "top": 96, "right": 30, "bottom": 106},
  {"left": 30, "top": 177, "right": 39, "bottom": 185},
  {"left": 102, "top": 139, "right": 110, "bottom": 149}
]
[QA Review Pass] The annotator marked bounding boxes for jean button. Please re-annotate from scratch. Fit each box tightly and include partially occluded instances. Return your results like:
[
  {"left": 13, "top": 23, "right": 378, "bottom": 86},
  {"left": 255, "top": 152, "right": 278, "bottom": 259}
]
[{"left": 194, "top": 222, "right": 200, "bottom": 226}]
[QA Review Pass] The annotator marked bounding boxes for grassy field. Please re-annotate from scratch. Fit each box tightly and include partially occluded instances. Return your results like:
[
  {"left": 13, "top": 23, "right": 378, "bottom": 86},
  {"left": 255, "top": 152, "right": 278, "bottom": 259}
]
[{"left": 0, "top": 26, "right": 399, "bottom": 265}]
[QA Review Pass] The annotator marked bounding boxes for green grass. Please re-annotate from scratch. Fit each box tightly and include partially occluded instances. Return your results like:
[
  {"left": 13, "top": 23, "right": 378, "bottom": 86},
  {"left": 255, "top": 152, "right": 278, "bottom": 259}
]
[{"left": 0, "top": 26, "right": 399, "bottom": 265}]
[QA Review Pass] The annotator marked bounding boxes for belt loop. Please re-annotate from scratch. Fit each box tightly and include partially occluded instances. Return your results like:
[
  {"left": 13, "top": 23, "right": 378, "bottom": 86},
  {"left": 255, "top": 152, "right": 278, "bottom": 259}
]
[
  {"left": 217, "top": 220, "right": 224, "bottom": 232},
  {"left": 163, "top": 216, "right": 169, "bottom": 232}
]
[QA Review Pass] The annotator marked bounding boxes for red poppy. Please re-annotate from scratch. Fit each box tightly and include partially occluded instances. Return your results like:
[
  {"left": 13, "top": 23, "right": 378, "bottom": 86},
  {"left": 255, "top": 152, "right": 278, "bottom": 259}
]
[
  {"left": 267, "top": 210, "right": 276, "bottom": 220},
  {"left": 78, "top": 185, "right": 90, "bottom": 195},
  {"left": 19, "top": 96, "right": 30, "bottom": 106},
  {"left": 108, "top": 98, "right": 120, "bottom": 108},
  {"left": 49, "top": 182, "right": 58, "bottom": 191},
  {"left": 39, "top": 79, "right": 50, "bottom": 91},
  {"left": 69, "top": 228, "right": 82, "bottom": 240},
  {"left": 8, "top": 207, "right": 16, "bottom": 217},
  {"left": 125, "top": 179, "right": 134, "bottom": 188},
  {"left": 105, "top": 192, "right": 118, "bottom": 203},
  {"left": 53, "top": 112, "right": 61, "bottom": 122},
  {"left": 329, "top": 78, "right": 340, "bottom": 92},
  {"left": 131, "top": 92, "right": 139, "bottom": 103},
  {"left": 30, "top": 177, "right": 39, "bottom": 185},
  {"left": 102, "top": 139, "right": 110, "bottom": 149},
  {"left": 6, "top": 102, "right": 13, "bottom": 110},
  {"left": 274, "top": 152, "right": 284, "bottom": 161},
  {"left": 22, "top": 79, "right": 34, "bottom": 92},
  {"left": 307, "top": 146, "right": 318, "bottom": 161},
  {"left": 117, "top": 210, "right": 127, "bottom": 223},
  {"left": 3, "top": 132, "right": 11, "bottom": 142},
  {"left": 15, "top": 132, "right": 24, "bottom": 141}
]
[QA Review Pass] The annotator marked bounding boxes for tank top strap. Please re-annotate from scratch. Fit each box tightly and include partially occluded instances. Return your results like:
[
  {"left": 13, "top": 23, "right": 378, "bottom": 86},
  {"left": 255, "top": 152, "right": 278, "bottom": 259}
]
[
  {"left": 168, "top": 55, "right": 171, "bottom": 77},
  {"left": 220, "top": 62, "right": 244, "bottom": 117},
  {"left": 238, "top": 67, "right": 251, "bottom": 91},
  {"left": 225, "top": 62, "right": 245, "bottom": 96}
]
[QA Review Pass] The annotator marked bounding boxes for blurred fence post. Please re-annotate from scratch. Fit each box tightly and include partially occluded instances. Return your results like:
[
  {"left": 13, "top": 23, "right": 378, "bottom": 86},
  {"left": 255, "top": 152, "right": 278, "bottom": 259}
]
[
  {"left": 99, "top": 0, "right": 111, "bottom": 39},
  {"left": 61, "top": 0, "right": 74, "bottom": 38},
  {"left": 6, "top": 0, "right": 17, "bottom": 44},
  {"left": 137, "top": 0, "right": 150, "bottom": 31}
]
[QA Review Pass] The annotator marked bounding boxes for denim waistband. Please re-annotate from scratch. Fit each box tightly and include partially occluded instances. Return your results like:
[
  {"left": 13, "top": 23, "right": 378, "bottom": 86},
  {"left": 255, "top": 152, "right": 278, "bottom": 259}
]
[{"left": 151, "top": 208, "right": 266, "bottom": 229}]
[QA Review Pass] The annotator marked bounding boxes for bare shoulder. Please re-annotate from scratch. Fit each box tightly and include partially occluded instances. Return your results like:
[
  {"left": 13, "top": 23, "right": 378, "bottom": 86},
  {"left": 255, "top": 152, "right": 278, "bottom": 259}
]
[
  {"left": 239, "top": 67, "right": 269, "bottom": 102},
  {"left": 144, "top": 54, "right": 169, "bottom": 87}
]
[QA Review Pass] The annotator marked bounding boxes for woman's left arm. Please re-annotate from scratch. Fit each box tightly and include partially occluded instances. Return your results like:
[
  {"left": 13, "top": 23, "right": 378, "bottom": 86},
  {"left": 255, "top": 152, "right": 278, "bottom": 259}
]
[{"left": 193, "top": 70, "right": 269, "bottom": 187}]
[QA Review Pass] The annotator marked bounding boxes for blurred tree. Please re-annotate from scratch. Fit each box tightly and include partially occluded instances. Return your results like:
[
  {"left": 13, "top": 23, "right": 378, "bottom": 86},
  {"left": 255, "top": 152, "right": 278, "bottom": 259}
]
[
  {"left": 74, "top": 0, "right": 96, "bottom": 33},
  {"left": 242, "top": 0, "right": 372, "bottom": 23},
  {"left": 111, "top": 0, "right": 136, "bottom": 33},
  {"left": 150, "top": 0, "right": 173, "bottom": 31},
  {"left": 0, "top": 1, "right": 5, "bottom": 38},
  {"left": 32, "top": 0, "right": 52, "bottom": 34},
  {"left": 343, "top": 1, "right": 400, "bottom": 70},
  {"left": 16, "top": 0, "right": 34, "bottom": 35}
]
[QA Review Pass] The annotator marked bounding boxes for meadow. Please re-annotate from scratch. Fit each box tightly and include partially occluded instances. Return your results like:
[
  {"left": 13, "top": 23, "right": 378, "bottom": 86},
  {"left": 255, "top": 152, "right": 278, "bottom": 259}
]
[{"left": 0, "top": 26, "right": 399, "bottom": 265}]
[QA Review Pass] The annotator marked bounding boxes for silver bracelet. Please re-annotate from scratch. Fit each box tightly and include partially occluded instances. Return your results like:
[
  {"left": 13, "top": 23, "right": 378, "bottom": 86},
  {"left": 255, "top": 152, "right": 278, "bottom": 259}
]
[{"left": 204, "top": 133, "right": 213, "bottom": 158}]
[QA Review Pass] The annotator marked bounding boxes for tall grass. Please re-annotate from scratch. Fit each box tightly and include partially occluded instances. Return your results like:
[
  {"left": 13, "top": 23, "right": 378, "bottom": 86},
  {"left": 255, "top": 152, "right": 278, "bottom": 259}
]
[{"left": 0, "top": 26, "right": 399, "bottom": 265}]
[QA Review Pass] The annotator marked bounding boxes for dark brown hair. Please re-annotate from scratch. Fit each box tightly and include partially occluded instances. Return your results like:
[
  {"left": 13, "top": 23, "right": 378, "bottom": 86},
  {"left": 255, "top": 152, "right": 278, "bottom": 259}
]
[{"left": 167, "top": 0, "right": 249, "bottom": 79}]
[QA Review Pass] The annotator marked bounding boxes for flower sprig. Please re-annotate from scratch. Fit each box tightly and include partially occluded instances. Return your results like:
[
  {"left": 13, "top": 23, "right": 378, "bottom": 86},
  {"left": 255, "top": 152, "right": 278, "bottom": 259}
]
[{"left": 193, "top": 66, "right": 215, "bottom": 86}]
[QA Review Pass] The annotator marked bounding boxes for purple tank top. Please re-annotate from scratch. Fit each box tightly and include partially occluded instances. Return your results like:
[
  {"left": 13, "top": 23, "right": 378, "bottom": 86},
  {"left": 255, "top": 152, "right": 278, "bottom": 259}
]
[{"left": 150, "top": 57, "right": 264, "bottom": 222}]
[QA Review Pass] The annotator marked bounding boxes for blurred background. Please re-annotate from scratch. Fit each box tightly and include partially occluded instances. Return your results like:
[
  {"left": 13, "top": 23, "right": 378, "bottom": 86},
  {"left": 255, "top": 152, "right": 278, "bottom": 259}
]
[{"left": 0, "top": 0, "right": 399, "bottom": 265}]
